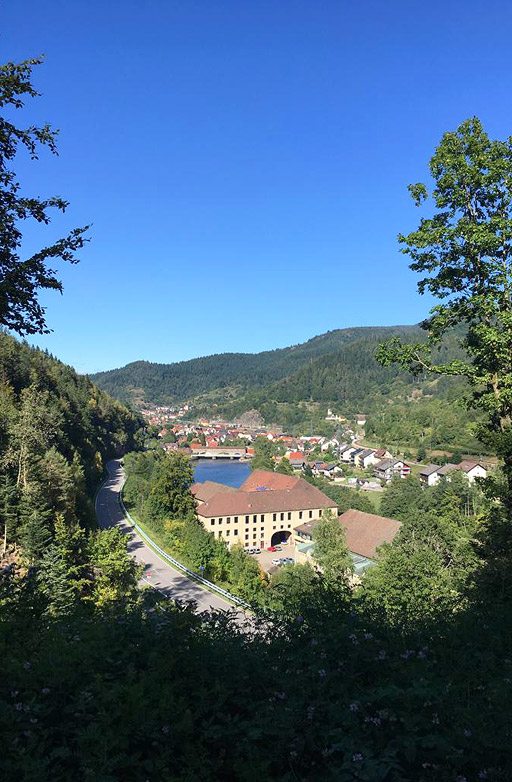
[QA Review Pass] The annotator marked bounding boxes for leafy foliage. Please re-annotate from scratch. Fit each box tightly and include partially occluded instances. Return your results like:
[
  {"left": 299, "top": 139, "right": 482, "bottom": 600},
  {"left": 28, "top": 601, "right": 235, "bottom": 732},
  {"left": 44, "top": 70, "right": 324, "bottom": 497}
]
[
  {"left": 0, "top": 58, "right": 88, "bottom": 335},
  {"left": 377, "top": 118, "right": 512, "bottom": 504}
]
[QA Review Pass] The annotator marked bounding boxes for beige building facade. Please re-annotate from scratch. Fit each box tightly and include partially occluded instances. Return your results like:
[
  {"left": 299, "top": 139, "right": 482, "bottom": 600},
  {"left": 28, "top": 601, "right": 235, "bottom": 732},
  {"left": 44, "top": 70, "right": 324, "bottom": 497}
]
[{"left": 192, "top": 469, "right": 338, "bottom": 550}]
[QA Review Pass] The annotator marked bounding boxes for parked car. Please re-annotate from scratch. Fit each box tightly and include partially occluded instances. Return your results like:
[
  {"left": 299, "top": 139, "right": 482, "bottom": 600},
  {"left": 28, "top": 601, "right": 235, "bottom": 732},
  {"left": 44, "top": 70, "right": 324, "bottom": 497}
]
[
  {"left": 283, "top": 557, "right": 294, "bottom": 564},
  {"left": 252, "top": 548, "right": 261, "bottom": 554},
  {"left": 267, "top": 546, "right": 276, "bottom": 552},
  {"left": 271, "top": 558, "right": 282, "bottom": 565},
  {"left": 274, "top": 545, "right": 282, "bottom": 551}
]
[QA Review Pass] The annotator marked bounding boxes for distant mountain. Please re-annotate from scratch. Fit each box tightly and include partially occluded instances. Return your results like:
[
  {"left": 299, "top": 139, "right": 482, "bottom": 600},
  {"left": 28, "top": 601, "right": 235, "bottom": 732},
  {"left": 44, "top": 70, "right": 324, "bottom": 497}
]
[
  {"left": 91, "top": 323, "right": 485, "bottom": 452},
  {"left": 90, "top": 325, "right": 424, "bottom": 406}
]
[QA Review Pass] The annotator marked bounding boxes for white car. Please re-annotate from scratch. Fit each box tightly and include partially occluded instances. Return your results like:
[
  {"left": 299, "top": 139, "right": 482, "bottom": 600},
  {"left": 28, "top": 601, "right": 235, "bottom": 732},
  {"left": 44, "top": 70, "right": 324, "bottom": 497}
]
[{"left": 271, "top": 558, "right": 282, "bottom": 565}]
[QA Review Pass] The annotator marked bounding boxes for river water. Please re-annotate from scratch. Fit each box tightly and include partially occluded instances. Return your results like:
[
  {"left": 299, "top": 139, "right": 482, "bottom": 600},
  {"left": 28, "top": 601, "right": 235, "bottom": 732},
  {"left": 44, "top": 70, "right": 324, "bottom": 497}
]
[{"left": 193, "top": 458, "right": 251, "bottom": 488}]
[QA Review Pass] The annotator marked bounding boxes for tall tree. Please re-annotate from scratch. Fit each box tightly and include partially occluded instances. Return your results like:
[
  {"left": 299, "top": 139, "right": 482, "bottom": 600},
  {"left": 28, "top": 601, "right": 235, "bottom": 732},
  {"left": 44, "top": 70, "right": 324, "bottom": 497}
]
[
  {"left": 312, "top": 509, "right": 352, "bottom": 586},
  {"left": 250, "top": 437, "right": 274, "bottom": 471},
  {"left": 146, "top": 452, "right": 195, "bottom": 523},
  {"left": 376, "top": 118, "right": 512, "bottom": 510},
  {"left": 0, "top": 57, "right": 88, "bottom": 335}
]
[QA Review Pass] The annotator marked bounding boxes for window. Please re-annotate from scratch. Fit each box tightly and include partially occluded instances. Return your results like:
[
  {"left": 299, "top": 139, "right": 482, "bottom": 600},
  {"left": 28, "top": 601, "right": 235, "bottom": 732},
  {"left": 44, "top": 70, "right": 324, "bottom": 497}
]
[
  {"left": 245, "top": 516, "right": 249, "bottom": 523},
  {"left": 261, "top": 526, "right": 264, "bottom": 532},
  {"left": 253, "top": 533, "right": 257, "bottom": 539},
  {"left": 309, "top": 510, "right": 313, "bottom": 518},
  {"left": 234, "top": 516, "right": 238, "bottom": 523},
  {"left": 287, "top": 512, "right": 291, "bottom": 520},
  {"left": 273, "top": 525, "right": 276, "bottom": 530},
  {"left": 253, "top": 515, "right": 257, "bottom": 523},
  {"left": 219, "top": 518, "right": 223, "bottom": 523},
  {"left": 226, "top": 517, "right": 231, "bottom": 524},
  {"left": 273, "top": 513, "right": 277, "bottom": 522},
  {"left": 280, "top": 525, "right": 284, "bottom": 529},
  {"left": 299, "top": 511, "right": 303, "bottom": 520},
  {"left": 226, "top": 530, "right": 230, "bottom": 537},
  {"left": 219, "top": 531, "right": 223, "bottom": 536},
  {"left": 260, "top": 514, "right": 265, "bottom": 522},
  {"left": 210, "top": 519, "right": 215, "bottom": 525},
  {"left": 245, "top": 534, "right": 249, "bottom": 540},
  {"left": 288, "top": 524, "right": 291, "bottom": 529},
  {"left": 280, "top": 513, "right": 284, "bottom": 521},
  {"left": 234, "top": 529, "right": 238, "bottom": 535},
  {"left": 319, "top": 509, "right": 323, "bottom": 517}
]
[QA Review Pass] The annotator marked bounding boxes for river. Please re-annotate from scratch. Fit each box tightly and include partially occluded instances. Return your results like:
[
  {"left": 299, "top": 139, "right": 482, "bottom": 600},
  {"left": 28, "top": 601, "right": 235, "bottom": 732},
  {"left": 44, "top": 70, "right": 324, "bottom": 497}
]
[{"left": 193, "top": 458, "right": 251, "bottom": 488}]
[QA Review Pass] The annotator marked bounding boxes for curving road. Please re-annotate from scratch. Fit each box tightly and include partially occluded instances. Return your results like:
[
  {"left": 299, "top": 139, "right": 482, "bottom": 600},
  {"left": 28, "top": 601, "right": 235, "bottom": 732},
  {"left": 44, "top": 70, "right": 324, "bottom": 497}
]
[{"left": 95, "top": 459, "right": 240, "bottom": 614}]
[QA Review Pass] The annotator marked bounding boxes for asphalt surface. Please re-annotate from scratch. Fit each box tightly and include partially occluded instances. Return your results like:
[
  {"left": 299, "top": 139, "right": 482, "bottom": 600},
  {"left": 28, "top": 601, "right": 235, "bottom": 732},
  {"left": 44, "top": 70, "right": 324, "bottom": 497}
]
[{"left": 95, "top": 459, "right": 243, "bottom": 615}]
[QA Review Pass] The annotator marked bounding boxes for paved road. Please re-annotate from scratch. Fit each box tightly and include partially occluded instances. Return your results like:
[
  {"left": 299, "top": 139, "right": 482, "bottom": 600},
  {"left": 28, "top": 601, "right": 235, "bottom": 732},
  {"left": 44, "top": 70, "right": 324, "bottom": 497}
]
[{"left": 95, "top": 459, "right": 241, "bottom": 615}]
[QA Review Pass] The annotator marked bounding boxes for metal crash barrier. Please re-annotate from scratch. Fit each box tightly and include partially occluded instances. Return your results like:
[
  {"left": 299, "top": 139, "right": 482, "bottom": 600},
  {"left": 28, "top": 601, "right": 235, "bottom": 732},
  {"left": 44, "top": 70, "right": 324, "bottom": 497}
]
[{"left": 118, "top": 491, "right": 251, "bottom": 610}]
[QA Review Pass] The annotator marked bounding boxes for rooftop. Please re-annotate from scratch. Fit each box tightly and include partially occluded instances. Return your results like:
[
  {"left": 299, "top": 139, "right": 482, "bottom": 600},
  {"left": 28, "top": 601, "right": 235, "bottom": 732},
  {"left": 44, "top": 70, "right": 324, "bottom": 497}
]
[
  {"left": 419, "top": 464, "right": 441, "bottom": 476},
  {"left": 190, "top": 480, "right": 237, "bottom": 503},
  {"left": 240, "top": 469, "right": 300, "bottom": 492},
  {"left": 339, "top": 509, "right": 401, "bottom": 559},
  {"left": 197, "top": 480, "right": 337, "bottom": 518}
]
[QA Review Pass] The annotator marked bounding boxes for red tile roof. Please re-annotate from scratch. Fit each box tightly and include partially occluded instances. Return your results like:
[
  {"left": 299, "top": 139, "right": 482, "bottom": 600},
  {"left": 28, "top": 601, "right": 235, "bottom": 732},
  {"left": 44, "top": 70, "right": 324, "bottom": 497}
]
[
  {"left": 240, "top": 469, "right": 300, "bottom": 492},
  {"left": 197, "top": 481, "right": 337, "bottom": 518},
  {"left": 458, "top": 461, "right": 479, "bottom": 472},
  {"left": 190, "top": 481, "right": 236, "bottom": 503},
  {"left": 339, "top": 509, "right": 401, "bottom": 559}
]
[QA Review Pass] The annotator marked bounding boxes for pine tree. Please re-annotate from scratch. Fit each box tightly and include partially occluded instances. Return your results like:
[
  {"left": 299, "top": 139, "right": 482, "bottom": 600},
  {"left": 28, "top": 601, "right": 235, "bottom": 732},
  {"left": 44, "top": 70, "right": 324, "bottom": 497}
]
[{"left": 19, "top": 510, "right": 51, "bottom": 565}]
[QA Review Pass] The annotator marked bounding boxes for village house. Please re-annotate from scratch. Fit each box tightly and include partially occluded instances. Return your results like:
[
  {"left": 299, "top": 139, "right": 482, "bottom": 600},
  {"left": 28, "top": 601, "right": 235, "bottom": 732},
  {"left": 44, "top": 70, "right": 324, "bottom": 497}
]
[
  {"left": 321, "top": 438, "right": 340, "bottom": 453},
  {"left": 294, "top": 508, "right": 401, "bottom": 576},
  {"left": 419, "top": 464, "right": 442, "bottom": 487},
  {"left": 339, "top": 445, "right": 358, "bottom": 462},
  {"left": 373, "top": 448, "right": 393, "bottom": 460},
  {"left": 354, "top": 448, "right": 380, "bottom": 469},
  {"left": 373, "top": 458, "right": 411, "bottom": 482},
  {"left": 419, "top": 461, "right": 487, "bottom": 486},
  {"left": 193, "top": 469, "right": 338, "bottom": 551}
]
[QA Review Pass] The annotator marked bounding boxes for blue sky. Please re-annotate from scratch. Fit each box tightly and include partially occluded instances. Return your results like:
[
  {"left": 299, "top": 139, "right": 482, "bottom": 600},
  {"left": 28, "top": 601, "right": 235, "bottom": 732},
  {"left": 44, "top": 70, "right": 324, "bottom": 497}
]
[{"left": 3, "top": 0, "right": 512, "bottom": 373}]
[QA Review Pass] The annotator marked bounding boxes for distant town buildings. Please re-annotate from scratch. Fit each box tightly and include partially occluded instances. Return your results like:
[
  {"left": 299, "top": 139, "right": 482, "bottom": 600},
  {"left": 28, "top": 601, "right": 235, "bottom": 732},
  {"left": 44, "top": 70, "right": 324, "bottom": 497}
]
[{"left": 419, "top": 461, "right": 487, "bottom": 486}]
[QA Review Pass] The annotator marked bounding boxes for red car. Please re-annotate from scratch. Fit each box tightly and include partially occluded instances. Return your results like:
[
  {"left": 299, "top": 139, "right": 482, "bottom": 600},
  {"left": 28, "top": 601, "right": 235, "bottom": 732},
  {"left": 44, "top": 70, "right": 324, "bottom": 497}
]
[{"left": 267, "top": 546, "right": 276, "bottom": 552}]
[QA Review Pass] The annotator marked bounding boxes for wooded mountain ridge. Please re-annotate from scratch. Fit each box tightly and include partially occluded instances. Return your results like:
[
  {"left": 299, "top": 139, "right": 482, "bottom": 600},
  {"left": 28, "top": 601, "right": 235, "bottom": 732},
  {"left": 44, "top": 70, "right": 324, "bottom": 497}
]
[{"left": 90, "top": 324, "right": 425, "bottom": 406}]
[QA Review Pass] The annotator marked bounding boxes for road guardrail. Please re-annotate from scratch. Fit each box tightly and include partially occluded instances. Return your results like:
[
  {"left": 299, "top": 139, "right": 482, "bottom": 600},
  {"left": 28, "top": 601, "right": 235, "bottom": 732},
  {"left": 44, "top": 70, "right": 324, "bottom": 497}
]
[{"left": 117, "top": 490, "right": 251, "bottom": 610}]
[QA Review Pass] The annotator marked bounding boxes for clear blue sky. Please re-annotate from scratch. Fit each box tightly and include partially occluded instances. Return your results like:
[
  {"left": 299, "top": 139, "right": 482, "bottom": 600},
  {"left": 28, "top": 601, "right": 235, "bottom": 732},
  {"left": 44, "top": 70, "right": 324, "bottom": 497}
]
[{"left": 3, "top": 0, "right": 512, "bottom": 373}]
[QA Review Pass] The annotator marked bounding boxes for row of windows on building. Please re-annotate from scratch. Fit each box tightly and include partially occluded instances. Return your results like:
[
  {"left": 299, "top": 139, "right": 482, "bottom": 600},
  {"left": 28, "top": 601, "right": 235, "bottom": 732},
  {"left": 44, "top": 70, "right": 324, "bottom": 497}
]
[
  {"left": 213, "top": 530, "right": 262, "bottom": 539},
  {"left": 209, "top": 509, "right": 320, "bottom": 526},
  {"left": 212, "top": 522, "right": 294, "bottom": 539}
]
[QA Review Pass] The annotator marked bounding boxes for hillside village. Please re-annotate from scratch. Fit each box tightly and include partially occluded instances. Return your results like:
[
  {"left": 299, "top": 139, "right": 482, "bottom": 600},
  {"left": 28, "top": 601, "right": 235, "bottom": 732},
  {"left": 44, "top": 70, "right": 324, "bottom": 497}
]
[
  {"left": 140, "top": 401, "right": 489, "bottom": 582},
  {"left": 142, "top": 405, "right": 488, "bottom": 492}
]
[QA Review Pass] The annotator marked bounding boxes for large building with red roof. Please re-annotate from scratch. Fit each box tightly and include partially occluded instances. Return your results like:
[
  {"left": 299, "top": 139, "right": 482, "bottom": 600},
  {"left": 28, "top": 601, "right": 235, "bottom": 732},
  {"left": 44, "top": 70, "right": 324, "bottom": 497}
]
[{"left": 193, "top": 469, "right": 337, "bottom": 550}]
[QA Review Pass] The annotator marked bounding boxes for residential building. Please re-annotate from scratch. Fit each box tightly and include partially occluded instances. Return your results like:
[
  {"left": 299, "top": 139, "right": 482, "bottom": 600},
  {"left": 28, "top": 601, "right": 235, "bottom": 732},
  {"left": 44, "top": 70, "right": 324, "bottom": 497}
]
[
  {"left": 420, "top": 461, "right": 487, "bottom": 486},
  {"left": 374, "top": 448, "right": 393, "bottom": 460},
  {"left": 194, "top": 469, "right": 338, "bottom": 550},
  {"left": 354, "top": 448, "right": 380, "bottom": 469},
  {"left": 374, "top": 458, "right": 410, "bottom": 482},
  {"left": 339, "top": 445, "right": 358, "bottom": 462},
  {"left": 419, "top": 464, "right": 441, "bottom": 487},
  {"left": 294, "top": 508, "right": 401, "bottom": 576}
]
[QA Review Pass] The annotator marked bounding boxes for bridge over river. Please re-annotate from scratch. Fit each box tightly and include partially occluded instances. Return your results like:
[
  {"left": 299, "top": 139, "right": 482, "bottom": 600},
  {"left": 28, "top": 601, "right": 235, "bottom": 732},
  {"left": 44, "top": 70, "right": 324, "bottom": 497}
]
[{"left": 190, "top": 447, "right": 247, "bottom": 459}]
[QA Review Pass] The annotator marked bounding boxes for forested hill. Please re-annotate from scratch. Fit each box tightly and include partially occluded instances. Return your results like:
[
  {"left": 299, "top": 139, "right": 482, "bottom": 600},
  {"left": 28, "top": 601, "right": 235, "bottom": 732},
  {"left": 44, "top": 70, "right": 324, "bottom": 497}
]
[
  {"left": 0, "top": 332, "right": 144, "bottom": 524},
  {"left": 90, "top": 324, "right": 424, "bottom": 405}
]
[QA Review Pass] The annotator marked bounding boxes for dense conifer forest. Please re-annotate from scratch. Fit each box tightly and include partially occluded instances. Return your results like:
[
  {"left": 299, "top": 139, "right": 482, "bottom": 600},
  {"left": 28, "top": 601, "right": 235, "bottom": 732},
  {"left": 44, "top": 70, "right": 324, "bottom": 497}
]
[
  {"left": 0, "top": 331, "right": 144, "bottom": 544},
  {"left": 91, "top": 324, "right": 424, "bottom": 404}
]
